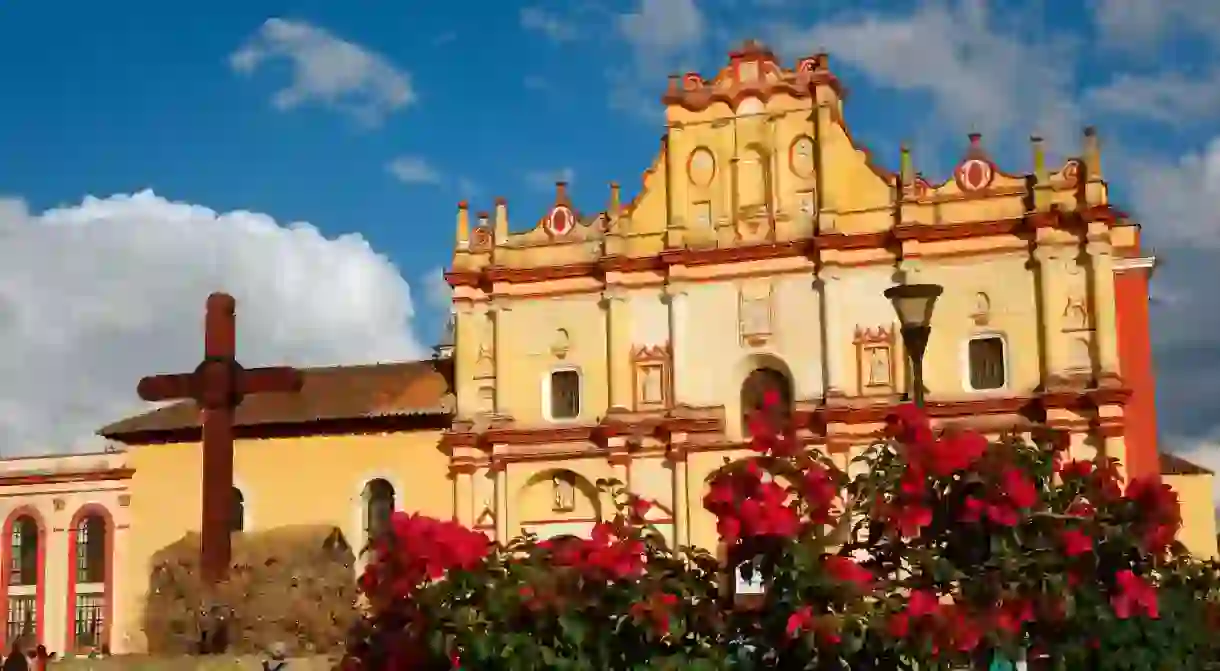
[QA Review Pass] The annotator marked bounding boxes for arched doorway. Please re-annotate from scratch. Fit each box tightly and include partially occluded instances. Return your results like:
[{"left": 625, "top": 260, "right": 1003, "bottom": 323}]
[
  {"left": 740, "top": 367, "right": 793, "bottom": 436},
  {"left": 363, "top": 479, "right": 396, "bottom": 545}
]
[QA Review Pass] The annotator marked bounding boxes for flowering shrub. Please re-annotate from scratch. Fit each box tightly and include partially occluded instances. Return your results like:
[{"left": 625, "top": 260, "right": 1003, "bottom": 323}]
[{"left": 344, "top": 395, "right": 1220, "bottom": 670}]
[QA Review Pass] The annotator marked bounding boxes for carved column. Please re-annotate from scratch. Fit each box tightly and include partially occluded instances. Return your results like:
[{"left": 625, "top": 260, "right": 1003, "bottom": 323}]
[
  {"left": 452, "top": 465, "right": 475, "bottom": 526},
  {"left": 817, "top": 266, "right": 847, "bottom": 399},
  {"left": 453, "top": 302, "right": 479, "bottom": 420},
  {"left": 1034, "top": 242, "right": 1069, "bottom": 385},
  {"left": 492, "top": 459, "right": 510, "bottom": 544},
  {"left": 489, "top": 299, "right": 511, "bottom": 413},
  {"left": 669, "top": 447, "right": 690, "bottom": 548},
  {"left": 1086, "top": 225, "right": 1121, "bottom": 383},
  {"left": 662, "top": 284, "right": 688, "bottom": 406},
  {"left": 603, "top": 288, "right": 633, "bottom": 412}
]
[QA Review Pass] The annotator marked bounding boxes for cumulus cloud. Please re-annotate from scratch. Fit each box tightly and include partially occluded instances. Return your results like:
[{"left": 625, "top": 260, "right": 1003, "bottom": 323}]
[
  {"left": 231, "top": 18, "right": 415, "bottom": 126},
  {"left": 0, "top": 190, "right": 424, "bottom": 455},
  {"left": 774, "top": 1, "right": 1082, "bottom": 152},
  {"left": 1089, "top": 0, "right": 1220, "bottom": 52},
  {"left": 386, "top": 155, "right": 442, "bottom": 185},
  {"left": 1086, "top": 70, "right": 1220, "bottom": 126},
  {"left": 610, "top": 0, "right": 707, "bottom": 118}
]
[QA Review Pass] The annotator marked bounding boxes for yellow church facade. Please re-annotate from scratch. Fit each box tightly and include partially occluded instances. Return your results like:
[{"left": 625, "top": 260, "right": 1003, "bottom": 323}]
[{"left": 0, "top": 42, "right": 1212, "bottom": 655}]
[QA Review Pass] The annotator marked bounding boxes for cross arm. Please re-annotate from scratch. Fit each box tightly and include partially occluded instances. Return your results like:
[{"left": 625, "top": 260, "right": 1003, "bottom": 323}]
[
  {"left": 136, "top": 374, "right": 196, "bottom": 403},
  {"left": 239, "top": 366, "right": 305, "bottom": 395}
]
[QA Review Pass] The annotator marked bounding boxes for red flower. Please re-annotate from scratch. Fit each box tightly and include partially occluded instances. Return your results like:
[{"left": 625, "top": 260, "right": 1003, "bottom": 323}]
[
  {"left": 887, "top": 612, "right": 910, "bottom": 638},
  {"left": 906, "top": 590, "right": 940, "bottom": 618},
  {"left": 824, "top": 555, "right": 873, "bottom": 590},
  {"left": 1125, "top": 477, "right": 1182, "bottom": 555},
  {"left": 1059, "top": 459, "right": 1094, "bottom": 479},
  {"left": 887, "top": 404, "right": 935, "bottom": 448},
  {"left": 1001, "top": 467, "right": 1038, "bottom": 509},
  {"left": 1111, "top": 570, "right": 1159, "bottom": 619},
  {"left": 891, "top": 502, "right": 933, "bottom": 538},
  {"left": 786, "top": 606, "right": 816, "bottom": 638},
  {"left": 1060, "top": 527, "right": 1093, "bottom": 556}
]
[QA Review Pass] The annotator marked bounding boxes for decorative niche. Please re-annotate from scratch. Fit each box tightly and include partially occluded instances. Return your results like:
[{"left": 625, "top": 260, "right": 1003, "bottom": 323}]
[
  {"left": 970, "top": 292, "right": 992, "bottom": 327},
  {"left": 854, "top": 325, "right": 898, "bottom": 396},
  {"left": 1061, "top": 297, "right": 1090, "bottom": 332},
  {"left": 632, "top": 344, "right": 671, "bottom": 410},
  {"left": 738, "top": 282, "right": 773, "bottom": 347}
]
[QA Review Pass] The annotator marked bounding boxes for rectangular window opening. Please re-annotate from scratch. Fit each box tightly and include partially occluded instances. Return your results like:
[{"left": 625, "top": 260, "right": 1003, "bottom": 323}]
[
  {"left": 550, "top": 370, "right": 581, "bottom": 420},
  {"left": 968, "top": 336, "right": 1007, "bottom": 390}
]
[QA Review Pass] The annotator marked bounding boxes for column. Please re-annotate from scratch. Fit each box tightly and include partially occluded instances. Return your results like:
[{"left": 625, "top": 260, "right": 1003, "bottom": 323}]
[
  {"left": 662, "top": 284, "right": 687, "bottom": 405},
  {"left": 453, "top": 303, "right": 478, "bottom": 419},
  {"left": 453, "top": 466, "right": 474, "bottom": 527},
  {"left": 1086, "top": 226, "right": 1121, "bottom": 381},
  {"left": 1034, "top": 243, "right": 1069, "bottom": 385},
  {"left": 670, "top": 450, "right": 690, "bottom": 547},
  {"left": 603, "top": 288, "right": 633, "bottom": 412},
  {"left": 1102, "top": 433, "right": 1128, "bottom": 482},
  {"left": 493, "top": 461, "right": 509, "bottom": 544},
  {"left": 817, "top": 266, "right": 846, "bottom": 398},
  {"left": 489, "top": 299, "right": 511, "bottom": 413}
]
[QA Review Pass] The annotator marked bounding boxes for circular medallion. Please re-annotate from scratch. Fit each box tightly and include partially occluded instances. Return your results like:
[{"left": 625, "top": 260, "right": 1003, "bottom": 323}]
[
  {"left": 955, "top": 158, "right": 994, "bottom": 193},
  {"left": 547, "top": 206, "right": 574, "bottom": 236},
  {"left": 790, "top": 136, "right": 816, "bottom": 178},
  {"left": 688, "top": 147, "right": 716, "bottom": 187}
]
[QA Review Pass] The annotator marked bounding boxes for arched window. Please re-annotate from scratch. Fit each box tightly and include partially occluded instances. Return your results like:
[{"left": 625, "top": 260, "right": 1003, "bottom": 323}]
[
  {"left": 740, "top": 367, "right": 792, "bottom": 436},
  {"left": 75, "top": 515, "right": 106, "bottom": 585},
  {"left": 8, "top": 517, "right": 37, "bottom": 588},
  {"left": 230, "top": 488, "right": 245, "bottom": 533},
  {"left": 363, "top": 479, "right": 396, "bottom": 543}
]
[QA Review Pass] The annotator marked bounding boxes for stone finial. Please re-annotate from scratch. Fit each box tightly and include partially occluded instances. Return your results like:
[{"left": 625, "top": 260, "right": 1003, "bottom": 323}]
[
  {"left": 1083, "top": 126, "right": 1101, "bottom": 179},
  {"left": 899, "top": 143, "right": 914, "bottom": 187},
  {"left": 455, "top": 201, "right": 470, "bottom": 248},
  {"left": 494, "top": 197, "right": 508, "bottom": 242},
  {"left": 609, "top": 182, "right": 621, "bottom": 215},
  {"left": 555, "top": 181, "right": 570, "bottom": 205},
  {"left": 1031, "top": 135, "right": 1047, "bottom": 182}
]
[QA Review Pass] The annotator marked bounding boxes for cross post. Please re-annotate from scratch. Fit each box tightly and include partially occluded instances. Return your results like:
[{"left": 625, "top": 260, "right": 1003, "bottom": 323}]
[{"left": 136, "top": 293, "right": 303, "bottom": 583}]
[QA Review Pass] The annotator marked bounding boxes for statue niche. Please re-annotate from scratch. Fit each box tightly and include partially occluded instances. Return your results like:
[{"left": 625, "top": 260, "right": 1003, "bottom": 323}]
[
  {"left": 740, "top": 367, "right": 792, "bottom": 436},
  {"left": 737, "top": 146, "right": 770, "bottom": 214}
]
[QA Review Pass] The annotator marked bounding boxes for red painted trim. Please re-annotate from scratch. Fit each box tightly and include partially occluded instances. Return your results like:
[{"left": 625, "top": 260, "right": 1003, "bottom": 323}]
[
  {"left": 1114, "top": 266, "right": 1159, "bottom": 479},
  {"left": 64, "top": 504, "right": 114, "bottom": 652},
  {"left": 0, "top": 506, "right": 47, "bottom": 648},
  {"left": 0, "top": 469, "right": 132, "bottom": 489}
]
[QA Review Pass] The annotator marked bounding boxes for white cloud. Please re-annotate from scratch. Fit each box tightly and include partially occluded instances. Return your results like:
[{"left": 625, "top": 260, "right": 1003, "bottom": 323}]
[
  {"left": 525, "top": 167, "right": 576, "bottom": 191},
  {"left": 774, "top": 1, "right": 1082, "bottom": 151},
  {"left": 422, "top": 267, "right": 453, "bottom": 312},
  {"left": 386, "top": 155, "right": 442, "bottom": 185},
  {"left": 610, "top": 0, "right": 707, "bottom": 118},
  {"left": 0, "top": 190, "right": 423, "bottom": 455},
  {"left": 231, "top": 18, "right": 415, "bottom": 126},
  {"left": 1086, "top": 69, "right": 1220, "bottom": 126},
  {"left": 1128, "top": 137, "right": 1220, "bottom": 248},
  {"left": 520, "top": 7, "right": 578, "bottom": 42},
  {"left": 1089, "top": 0, "right": 1220, "bottom": 52}
]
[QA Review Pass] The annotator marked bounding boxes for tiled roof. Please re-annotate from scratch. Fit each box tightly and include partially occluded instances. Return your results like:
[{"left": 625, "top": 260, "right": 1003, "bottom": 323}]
[
  {"left": 1160, "top": 452, "right": 1214, "bottom": 476},
  {"left": 98, "top": 359, "right": 453, "bottom": 442}
]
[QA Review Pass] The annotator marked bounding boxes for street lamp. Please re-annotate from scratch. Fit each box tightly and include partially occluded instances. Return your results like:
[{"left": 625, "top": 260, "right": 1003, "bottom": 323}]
[{"left": 884, "top": 283, "right": 943, "bottom": 408}]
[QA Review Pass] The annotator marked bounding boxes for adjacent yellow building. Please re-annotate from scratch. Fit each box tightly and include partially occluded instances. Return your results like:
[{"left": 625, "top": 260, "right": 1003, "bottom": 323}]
[{"left": 0, "top": 41, "right": 1212, "bottom": 655}]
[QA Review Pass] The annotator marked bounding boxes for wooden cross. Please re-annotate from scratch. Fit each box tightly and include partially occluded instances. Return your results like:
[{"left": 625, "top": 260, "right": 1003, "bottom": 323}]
[{"left": 136, "top": 293, "right": 303, "bottom": 583}]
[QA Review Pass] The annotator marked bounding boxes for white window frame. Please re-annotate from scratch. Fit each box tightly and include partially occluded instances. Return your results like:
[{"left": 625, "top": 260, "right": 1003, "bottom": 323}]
[
  {"left": 542, "top": 366, "right": 583, "bottom": 423},
  {"left": 961, "top": 332, "right": 1009, "bottom": 393}
]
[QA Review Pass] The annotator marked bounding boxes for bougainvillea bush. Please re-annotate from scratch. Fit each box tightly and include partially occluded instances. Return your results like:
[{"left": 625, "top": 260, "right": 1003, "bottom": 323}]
[{"left": 344, "top": 395, "right": 1220, "bottom": 670}]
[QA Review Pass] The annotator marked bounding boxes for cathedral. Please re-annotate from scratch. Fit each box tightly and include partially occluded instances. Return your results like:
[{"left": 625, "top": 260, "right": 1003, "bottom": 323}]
[{"left": 0, "top": 41, "right": 1213, "bottom": 655}]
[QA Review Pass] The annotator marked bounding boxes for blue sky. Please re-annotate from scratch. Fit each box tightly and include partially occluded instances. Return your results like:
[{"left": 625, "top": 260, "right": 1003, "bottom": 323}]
[{"left": 0, "top": 0, "right": 1218, "bottom": 461}]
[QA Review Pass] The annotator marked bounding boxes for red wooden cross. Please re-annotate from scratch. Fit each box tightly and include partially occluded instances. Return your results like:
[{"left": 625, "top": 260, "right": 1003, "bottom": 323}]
[{"left": 136, "top": 293, "right": 303, "bottom": 583}]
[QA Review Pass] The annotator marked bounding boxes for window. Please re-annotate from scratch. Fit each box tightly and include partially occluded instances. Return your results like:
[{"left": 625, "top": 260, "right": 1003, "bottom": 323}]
[
  {"left": 73, "top": 593, "right": 105, "bottom": 650},
  {"left": 230, "top": 488, "right": 245, "bottom": 533},
  {"left": 8, "top": 517, "right": 37, "bottom": 587},
  {"left": 6, "top": 595, "right": 34, "bottom": 645},
  {"left": 364, "top": 479, "right": 395, "bottom": 543},
  {"left": 75, "top": 515, "right": 106, "bottom": 585},
  {"left": 548, "top": 370, "right": 581, "bottom": 421},
  {"left": 967, "top": 335, "right": 1007, "bottom": 391}
]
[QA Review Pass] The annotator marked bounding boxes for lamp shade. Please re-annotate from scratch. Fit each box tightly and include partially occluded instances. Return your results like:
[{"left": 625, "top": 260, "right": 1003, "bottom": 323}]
[{"left": 884, "top": 283, "right": 943, "bottom": 329}]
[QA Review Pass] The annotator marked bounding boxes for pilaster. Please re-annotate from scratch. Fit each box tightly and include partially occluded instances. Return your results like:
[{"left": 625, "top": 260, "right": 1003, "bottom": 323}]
[
  {"left": 1086, "top": 224, "right": 1121, "bottom": 383},
  {"left": 492, "top": 458, "right": 509, "bottom": 544},
  {"left": 453, "top": 302, "right": 480, "bottom": 420},
  {"left": 451, "top": 465, "right": 475, "bottom": 527},
  {"left": 1033, "top": 241, "right": 1069, "bottom": 386},
  {"left": 488, "top": 298, "right": 512, "bottom": 413},
  {"left": 661, "top": 283, "right": 688, "bottom": 405},
  {"left": 602, "top": 288, "right": 632, "bottom": 412},
  {"left": 667, "top": 447, "right": 690, "bottom": 548},
  {"left": 816, "top": 266, "right": 847, "bottom": 400}
]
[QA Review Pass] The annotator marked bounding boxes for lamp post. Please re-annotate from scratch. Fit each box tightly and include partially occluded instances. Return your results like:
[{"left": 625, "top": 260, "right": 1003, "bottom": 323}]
[{"left": 884, "top": 283, "right": 943, "bottom": 408}]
